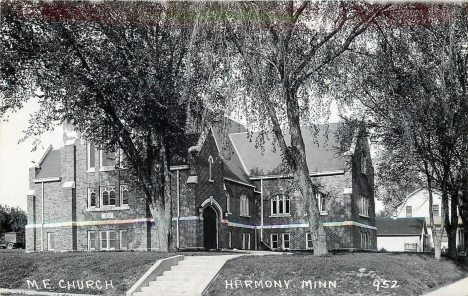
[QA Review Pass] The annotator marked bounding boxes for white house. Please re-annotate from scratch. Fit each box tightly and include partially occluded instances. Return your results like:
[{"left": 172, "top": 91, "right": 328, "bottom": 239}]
[{"left": 395, "top": 188, "right": 464, "bottom": 249}]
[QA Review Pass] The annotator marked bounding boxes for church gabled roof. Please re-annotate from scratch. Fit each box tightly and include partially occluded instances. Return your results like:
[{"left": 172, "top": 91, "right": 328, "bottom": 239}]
[
  {"left": 36, "top": 149, "right": 62, "bottom": 179},
  {"left": 228, "top": 123, "right": 346, "bottom": 177}
]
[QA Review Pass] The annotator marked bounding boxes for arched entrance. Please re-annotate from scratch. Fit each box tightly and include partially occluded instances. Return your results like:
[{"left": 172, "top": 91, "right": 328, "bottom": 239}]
[{"left": 203, "top": 206, "right": 218, "bottom": 250}]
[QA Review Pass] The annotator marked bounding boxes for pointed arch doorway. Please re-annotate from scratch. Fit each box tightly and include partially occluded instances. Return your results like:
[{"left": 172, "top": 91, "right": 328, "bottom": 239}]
[{"left": 203, "top": 206, "right": 218, "bottom": 250}]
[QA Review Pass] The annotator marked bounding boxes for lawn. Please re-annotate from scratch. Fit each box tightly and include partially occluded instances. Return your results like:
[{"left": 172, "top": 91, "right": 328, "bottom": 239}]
[
  {"left": 206, "top": 252, "right": 468, "bottom": 296},
  {"left": 1, "top": 251, "right": 467, "bottom": 296},
  {"left": 0, "top": 251, "right": 174, "bottom": 295}
]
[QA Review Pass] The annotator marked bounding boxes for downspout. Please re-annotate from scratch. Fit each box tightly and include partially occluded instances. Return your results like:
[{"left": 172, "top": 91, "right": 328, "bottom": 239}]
[
  {"left": 260, "top": 179, "right": 264, "bottom": 241},
  {"left": 41, "top": 181, "right": 44, "bottom": 252},
  {"left": 176, "top": 169, "right": 180, "bottom": 249}
]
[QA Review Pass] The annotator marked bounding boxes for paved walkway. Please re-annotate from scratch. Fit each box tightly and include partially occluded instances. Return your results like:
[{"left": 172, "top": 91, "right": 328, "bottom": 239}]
[
  {"left": 422, "top": 276, "right": 468, "bottom": 296},
  {"left": 132, "top": 254, "right": 242, "bottom": 296}
]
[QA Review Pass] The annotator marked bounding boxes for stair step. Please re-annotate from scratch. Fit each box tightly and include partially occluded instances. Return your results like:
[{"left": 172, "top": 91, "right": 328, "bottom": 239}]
[
  {"left": 148, "top": 280, "right": 200, "bottom": 287},
  {"left": 171, "top": 265, "right": 214, "bottom": 271},
  {"left": 163, "top": 270, "right": 212, "bottom": 276},
  {"left": 142, "top": 284, "right": 200, "bottom": 292},
  {"left": 134, "top": 292, "right": 199, "bottom": 296}
]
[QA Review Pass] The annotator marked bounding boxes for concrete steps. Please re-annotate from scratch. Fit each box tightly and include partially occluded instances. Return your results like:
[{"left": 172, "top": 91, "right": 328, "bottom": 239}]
[{"left": 131, "top": 255, "right": 240, "bottom": 296}]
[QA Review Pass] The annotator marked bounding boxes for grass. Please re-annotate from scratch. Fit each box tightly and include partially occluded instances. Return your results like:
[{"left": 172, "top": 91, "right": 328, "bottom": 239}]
[
  {"left": 0, "top": 251, "right": 174, "bottom": 295},
  {"left": 205, "top": 252, "right": 468, "bottom": 296},
  {"left": 1, "top": 251, "right": 467, "bottom": 296}
]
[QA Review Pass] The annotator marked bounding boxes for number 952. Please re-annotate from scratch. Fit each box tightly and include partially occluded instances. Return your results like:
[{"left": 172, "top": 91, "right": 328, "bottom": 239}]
[{"left": 373, "top": 280, "right": 399, "bottom": 291}]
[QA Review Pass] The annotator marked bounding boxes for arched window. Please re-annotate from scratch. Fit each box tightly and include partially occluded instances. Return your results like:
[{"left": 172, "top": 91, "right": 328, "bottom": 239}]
[
  {"left": 208, "top": 156, "right": 214, "bottom": 181},
  {"left": 271, "top": 195, "right": 290, "bottom": 216},
  {"left": 109, "top": 191, "right": 116, "bottom": 206},
  {"left": 361, "top": 149, "right": 367, "bottom": 175},
  {"left": 88, "top": 188, "right": 97, "bottom": 208},
  {"left": 240, "top": 193, "right": 249, "bottom": 216},
  {"left": 101, "top": 187, "right": 116, "bottom": 207},
  {"left": 225, "top": 191, "right": 231, "bottom": 213},
  {"left": 120, "top": 185, "right": 129, "bottom": 206}
]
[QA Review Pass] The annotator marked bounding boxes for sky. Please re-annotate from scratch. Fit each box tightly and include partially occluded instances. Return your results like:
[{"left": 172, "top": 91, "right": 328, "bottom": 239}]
[
  {"left": 0, "top": 99, "right": 383, "bottom": 213},
  {"left": 0, "top": 98, "right": 63, "bottom": 210}
]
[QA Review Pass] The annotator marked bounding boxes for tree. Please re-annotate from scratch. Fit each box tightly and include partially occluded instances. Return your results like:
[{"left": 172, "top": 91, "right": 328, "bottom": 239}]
[
  {"left": 1, "top": 1, "right": 212, "bottom": 251},
  {"left": 203, "top": 1, "right": 392, "bottom": 256},
  {"left": 336, "top": 4, "right": 468, "bottom": 259},
  {"left": 0, "top": 205, "right": 27, "bottom": 234}
]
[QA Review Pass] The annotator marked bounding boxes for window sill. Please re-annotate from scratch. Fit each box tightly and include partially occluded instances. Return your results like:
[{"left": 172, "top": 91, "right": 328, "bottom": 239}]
[
  {"left": 303, "top": 211, "right": 328, "bottom": 216},
  {"left": 87, "top": 205, "right": 129, "bottom": 212},
  {"left": 240, "top": 215, "right": 251, "bottom": 218},
  {"left": 99, "top": 166, "right": 115, "bottom": 172},
  {"left": 359, "top": 214, "right": 370, "bottom": 219},
  {"left": 270, "top": 214, "right": 291, "bottom": 218},
  {"left": 87, "top": 168, "right": 96, "bottom": 173}
]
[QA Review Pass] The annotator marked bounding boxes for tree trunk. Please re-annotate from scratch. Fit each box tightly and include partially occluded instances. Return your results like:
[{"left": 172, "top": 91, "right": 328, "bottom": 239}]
[
  {"left": 446, "top": 190, "right": 458, "bottom": 259},
  {"left": 427, "top": 174, "right": 441, "bottom": 259},
  {"left": 461, "top": 178, "right": 468, "bottom": 254},
  {"left": 460, "top": 204, "right": 468, "bottom": 254},
  {"left": 285, "top": 87, "right": 328, "bottom": 256},
  {"left": 147, "top": 140, "right": 173, "bottom": 252}
]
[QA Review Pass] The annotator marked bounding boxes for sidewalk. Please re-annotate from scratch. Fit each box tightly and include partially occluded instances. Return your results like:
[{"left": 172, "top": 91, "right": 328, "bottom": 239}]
[{"left": 422, "top": 276, "right": 468, "bottom": 296}]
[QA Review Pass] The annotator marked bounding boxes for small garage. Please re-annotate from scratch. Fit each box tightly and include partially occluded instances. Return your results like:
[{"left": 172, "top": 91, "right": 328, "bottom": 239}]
[{"left": 376, "top": 217, "right": 429, "bottom": 252}]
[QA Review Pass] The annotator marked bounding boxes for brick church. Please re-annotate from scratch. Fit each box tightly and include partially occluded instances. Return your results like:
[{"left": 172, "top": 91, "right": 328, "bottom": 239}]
[{"left": 26, "top": 121, "right": 376, "bottom": 252}]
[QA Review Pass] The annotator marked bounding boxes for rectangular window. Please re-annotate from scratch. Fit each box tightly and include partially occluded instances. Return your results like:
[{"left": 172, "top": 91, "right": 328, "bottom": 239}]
[
  {"left": 47, "top": 233, "right": 55, "bottom": 251},
  {"left": 120, "top": 230, "right": 127, "bottom": 250},
  {"left": 120, "top": 185, "right": 129, "bottom": 206},
  {"left": 225, "top": 191, "right": 231, "bottom": 213},
  {"left": 316, "top": 193, "right": 327, "bottom": 214},
  {"left": 306, "top": 233, "right": 313, "bottom": 249},
  {"left": 271, "top": 233, "right": 278, "bottom": 249},
  {"left": 432, "top": 205, "right": 439, "bottom": 217},
  {"left": 282, "top": 233, "right": 290, "bottom": 250},
  {"left": 100, "top": 230, "right": 116, "bottom": 250},
  {"left": 88, "top": 231, "right": 96, "bottom": 250},
  {"left": 361, "top": 232, "right": 366, "bottom": 249},
  {"left": 359, "top": 195, "right": 369, "bottom": 217},
  {"left": 242, "top": 233, "right": 250, "bottom": 250},
  {"left": 406, "top": 206, "right": 412, "bottom": 218},
  {"left": 228, "top": 232, "right": 232, "bottom": 249},
  {"left": 100, "top": 150, "right": 116, "bottom": 170},
  {"left": 240, "top": 194, "right": 249, "bottom": 216},
  {"left": 87, "top": 143, "right": 96, "bottom": 171}
]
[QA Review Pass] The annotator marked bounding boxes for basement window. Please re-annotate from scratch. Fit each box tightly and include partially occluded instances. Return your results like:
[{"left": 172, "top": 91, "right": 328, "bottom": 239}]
[
  {"left": 100, "top": 231, "right": 116, "bottom": 250},
  {"left": 271, "top": 233, "right": 278, "bottom": 249},
  {"left": 306, "top": 233, "right": 313, "bottom": 250}
]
